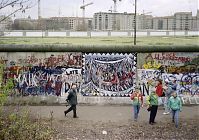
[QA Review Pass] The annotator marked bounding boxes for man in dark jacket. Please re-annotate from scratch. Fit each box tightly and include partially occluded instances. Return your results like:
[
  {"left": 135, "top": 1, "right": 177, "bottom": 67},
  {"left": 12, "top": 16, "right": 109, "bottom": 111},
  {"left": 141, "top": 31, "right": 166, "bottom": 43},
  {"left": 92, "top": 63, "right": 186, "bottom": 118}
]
[{"left": 64, "top": 84, "right": 78, "bottom": 118}]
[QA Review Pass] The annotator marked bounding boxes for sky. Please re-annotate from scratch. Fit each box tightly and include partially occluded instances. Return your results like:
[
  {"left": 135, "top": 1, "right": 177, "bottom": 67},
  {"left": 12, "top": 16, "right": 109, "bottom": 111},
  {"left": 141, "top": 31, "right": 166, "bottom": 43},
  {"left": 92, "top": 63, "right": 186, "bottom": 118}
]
[{"left": 1, "top": 0, "right": 198, "bottom": 19}]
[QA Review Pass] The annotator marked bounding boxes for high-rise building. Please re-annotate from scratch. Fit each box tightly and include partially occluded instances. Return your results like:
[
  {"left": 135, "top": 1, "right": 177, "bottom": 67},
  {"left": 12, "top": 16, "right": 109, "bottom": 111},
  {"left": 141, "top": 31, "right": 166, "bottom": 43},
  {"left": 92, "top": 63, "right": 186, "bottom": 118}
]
[
  {"left": 174, "top": 12, "right": 192, "bottom": 30},
  {"left": 152, "top": 16, "right": 175, "bottom": 30},
  {"left": 93, "top": 12, "right": 137, "bottom": 31},
  {"left": 192, "top": 10, "right": 199, "bottom": 31},
  {"left": 138, "top": 15, "right": 153, "bottom": 30}
]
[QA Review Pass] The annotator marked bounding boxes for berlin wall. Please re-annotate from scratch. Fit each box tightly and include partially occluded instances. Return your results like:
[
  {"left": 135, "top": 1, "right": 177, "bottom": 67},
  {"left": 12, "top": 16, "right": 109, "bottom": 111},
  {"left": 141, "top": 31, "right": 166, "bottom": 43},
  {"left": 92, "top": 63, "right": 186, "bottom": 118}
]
[{"left": 0, "top": 52, "right": 198, "bottom": 105}]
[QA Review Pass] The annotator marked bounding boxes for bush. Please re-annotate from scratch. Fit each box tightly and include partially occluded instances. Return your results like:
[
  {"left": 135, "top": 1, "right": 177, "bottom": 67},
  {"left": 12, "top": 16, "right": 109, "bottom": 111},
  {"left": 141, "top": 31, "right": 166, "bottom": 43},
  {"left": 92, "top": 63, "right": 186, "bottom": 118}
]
[{"left": 0, "top": 105, "right": 53, "bottom": 140}]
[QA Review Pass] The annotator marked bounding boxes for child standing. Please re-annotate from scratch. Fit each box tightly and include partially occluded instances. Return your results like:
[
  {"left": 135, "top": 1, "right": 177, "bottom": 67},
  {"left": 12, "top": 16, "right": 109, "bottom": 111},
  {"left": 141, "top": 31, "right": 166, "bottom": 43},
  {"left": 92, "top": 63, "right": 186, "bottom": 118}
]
[
  {"left": 130, "top": 87, "right": 143, "bottom": 121},
  {"left": 168, "top": 92, "right": 182, "bottom": 128}
]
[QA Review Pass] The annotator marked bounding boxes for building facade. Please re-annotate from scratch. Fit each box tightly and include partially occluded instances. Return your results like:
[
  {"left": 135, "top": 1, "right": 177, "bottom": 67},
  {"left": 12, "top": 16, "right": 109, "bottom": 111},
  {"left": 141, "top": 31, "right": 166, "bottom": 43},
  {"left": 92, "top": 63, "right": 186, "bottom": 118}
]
[
  {"left": 152, "top": 16, "right": 175, "bottom": 30},
  {"left": 174, "top": 12, "right": 192, "bottom": 30},
  {"left": 11, "top": 11, "right": 199, "bottom": 31},
  {"left": 192, "top": 10, "right": 199, "bottom": 31},
  {"left": 13, "top": 17, "right": 92, "bottom": 31},
  {"left": 93, "top": 12, "right": 138, "bottom": 31},
  {"left": 94, "top": 11, "right": 198, "bottom": 31},
  {"left": 93, "top": 12, "right": 153, "bottom": 31},
  {"left": 138, "top": 15, "right": 153, "bottom": 30}
]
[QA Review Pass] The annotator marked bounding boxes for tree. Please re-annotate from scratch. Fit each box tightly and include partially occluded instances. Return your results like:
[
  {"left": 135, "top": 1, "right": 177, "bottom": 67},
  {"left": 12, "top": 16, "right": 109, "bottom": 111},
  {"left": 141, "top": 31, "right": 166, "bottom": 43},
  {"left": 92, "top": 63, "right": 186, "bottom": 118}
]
[{"left": 0, "top": 0, "right": 33, "bottom": 23}]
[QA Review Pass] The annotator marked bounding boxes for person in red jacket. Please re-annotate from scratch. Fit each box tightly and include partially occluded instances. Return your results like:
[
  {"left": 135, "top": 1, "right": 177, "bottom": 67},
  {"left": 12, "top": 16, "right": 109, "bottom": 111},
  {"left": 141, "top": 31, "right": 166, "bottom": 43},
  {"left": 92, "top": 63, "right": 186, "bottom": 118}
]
[{"left": 156, "top": 79, "right": 163, "bottom": 97}]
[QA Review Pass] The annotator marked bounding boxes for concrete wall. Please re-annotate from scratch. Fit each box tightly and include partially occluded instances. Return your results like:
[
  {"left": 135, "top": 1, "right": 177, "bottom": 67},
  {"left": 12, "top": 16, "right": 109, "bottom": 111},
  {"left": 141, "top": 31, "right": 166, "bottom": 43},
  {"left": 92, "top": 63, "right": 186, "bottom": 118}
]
[
  {"left": 0, "top": 52, "right": 198, "bottom": 105},
  {"left": 6, "top": 95, "right": 199, "bottom": 105},
  {"left": 2, "top": 30, "right": 199, "bottom": 37}
]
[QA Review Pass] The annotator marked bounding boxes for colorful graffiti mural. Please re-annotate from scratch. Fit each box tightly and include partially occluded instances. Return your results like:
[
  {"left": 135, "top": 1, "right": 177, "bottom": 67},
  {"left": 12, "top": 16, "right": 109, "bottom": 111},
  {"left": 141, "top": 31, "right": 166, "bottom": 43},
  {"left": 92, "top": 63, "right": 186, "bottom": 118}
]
[
  {"left": 0, "top": 52, "right": 198, "bottom": 98},
  {"left": 81, "top": 53, "right": 137, "bottom": 97},
  {"left": 138, "top": 69, "right": 199, "bottom": 96},
  {"left": 137, "top": 53, "right": 199, "bottom": 96},
  {"left": 0, "top": 53, "right": 82, "bottom": 96},
  {"left": 139, "top": 53, "right": 199, "bottom": 74}
]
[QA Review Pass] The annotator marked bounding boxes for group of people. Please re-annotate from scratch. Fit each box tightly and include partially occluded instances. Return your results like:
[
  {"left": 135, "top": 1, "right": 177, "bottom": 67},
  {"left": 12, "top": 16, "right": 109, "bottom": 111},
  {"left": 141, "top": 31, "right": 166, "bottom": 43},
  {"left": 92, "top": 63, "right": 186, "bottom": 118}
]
[
  {"left": 63, "top": 79, "right": 182, "bottom": 128},
  {"left": 130, "top": 79, "right": 182, "bottom": 128}
]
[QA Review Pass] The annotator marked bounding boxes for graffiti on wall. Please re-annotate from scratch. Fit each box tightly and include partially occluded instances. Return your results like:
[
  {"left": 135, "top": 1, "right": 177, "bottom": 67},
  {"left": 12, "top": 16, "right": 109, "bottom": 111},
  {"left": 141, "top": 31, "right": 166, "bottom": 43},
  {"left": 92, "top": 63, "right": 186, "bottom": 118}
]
[
  {"left": 81, "top": 53, "right": 137, "bottom": 97},
  {"left": 1, "top": 52, "right": 198, "bottom": 98},
  {"left": 138, "top": 69, "right": 199, "bottom": 96},
  {"left": 0, "top": 53, "right": 82, "bottom": 96},
  {"left": 140, "top": 53, "right": 199, "bottom": 74},
  {"left": 137, "top": 53, "right": 199, "bottom": 96}
]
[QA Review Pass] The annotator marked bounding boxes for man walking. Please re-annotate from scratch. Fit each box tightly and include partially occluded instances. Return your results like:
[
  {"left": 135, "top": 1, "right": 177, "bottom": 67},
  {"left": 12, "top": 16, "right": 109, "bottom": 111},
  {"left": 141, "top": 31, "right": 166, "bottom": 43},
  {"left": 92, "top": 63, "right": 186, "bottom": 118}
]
[{"left": 64, "top": 84, "right": 78, "bottom": 118}]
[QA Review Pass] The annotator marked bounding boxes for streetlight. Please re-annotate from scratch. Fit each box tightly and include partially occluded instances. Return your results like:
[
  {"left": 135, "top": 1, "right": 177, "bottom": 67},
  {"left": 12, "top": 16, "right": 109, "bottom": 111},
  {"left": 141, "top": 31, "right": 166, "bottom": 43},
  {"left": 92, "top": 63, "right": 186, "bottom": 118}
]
[{"left": 134, "top": 0, "right": 137, "bottom": 45}]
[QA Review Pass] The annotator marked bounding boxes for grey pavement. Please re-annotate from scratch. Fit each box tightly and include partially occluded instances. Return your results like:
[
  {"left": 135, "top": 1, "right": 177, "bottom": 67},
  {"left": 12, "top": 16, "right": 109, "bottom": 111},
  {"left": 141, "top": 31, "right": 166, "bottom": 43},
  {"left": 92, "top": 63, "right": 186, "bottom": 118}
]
[{"left": 28, "top": 105, "right": 199, "bottom": 123}]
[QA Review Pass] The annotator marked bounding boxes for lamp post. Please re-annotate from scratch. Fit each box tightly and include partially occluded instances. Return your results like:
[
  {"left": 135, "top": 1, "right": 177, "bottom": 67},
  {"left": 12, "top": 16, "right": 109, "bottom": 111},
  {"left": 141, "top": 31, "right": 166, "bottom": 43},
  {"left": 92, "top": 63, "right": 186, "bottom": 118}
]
[{"left": 134, "top": 0, "right": 137, "bottom": 45}]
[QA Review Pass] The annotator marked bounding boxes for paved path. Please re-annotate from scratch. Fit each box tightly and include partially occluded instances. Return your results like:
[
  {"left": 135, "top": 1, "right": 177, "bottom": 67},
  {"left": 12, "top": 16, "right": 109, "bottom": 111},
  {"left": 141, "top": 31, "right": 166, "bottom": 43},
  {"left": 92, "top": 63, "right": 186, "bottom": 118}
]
[{"left": 28, "top": 105, "right": 199, "bottom": 123}]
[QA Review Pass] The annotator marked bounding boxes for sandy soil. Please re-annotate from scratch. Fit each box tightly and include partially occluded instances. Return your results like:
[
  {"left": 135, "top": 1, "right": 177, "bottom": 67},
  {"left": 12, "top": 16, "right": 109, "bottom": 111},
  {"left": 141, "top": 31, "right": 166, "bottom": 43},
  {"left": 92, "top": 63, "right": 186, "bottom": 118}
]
[{"left": 28, "top": 105, "right": 199, "bottom": 140}]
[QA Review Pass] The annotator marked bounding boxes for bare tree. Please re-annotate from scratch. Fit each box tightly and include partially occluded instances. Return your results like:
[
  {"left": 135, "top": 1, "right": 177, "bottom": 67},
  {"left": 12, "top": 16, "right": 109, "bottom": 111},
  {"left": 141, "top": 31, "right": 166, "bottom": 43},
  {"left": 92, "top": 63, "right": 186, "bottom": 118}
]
[{"left": 0, "top": 0, "right": 33, "bottom": 23}]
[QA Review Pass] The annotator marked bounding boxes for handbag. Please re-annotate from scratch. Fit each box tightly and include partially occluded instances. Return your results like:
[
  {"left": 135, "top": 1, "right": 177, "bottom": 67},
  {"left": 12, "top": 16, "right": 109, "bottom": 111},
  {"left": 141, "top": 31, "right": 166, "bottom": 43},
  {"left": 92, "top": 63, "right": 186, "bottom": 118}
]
[{"left": 147, "top": 106, "right": 152, "bottom": 111}]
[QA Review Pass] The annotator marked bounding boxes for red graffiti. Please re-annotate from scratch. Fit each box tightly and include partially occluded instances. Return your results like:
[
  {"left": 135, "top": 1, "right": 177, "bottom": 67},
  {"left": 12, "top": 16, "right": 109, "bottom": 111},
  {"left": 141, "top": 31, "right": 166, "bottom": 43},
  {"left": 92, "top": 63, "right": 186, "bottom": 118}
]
[{"left": 153, "top": 53, "right": 191, "bottom": 63}]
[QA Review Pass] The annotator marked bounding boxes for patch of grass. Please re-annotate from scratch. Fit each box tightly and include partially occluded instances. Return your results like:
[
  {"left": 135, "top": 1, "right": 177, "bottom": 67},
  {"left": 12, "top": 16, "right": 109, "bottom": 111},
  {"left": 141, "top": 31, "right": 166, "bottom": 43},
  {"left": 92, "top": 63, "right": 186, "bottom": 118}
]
[
  {"left": 155, "top": 43, "right": 174, "bottom": 45},
  {"left": 0, "top": 36, "right": 198, "bottom": 46},
  {"left": 100, "top": 39, "right": 114, "bottom": 41}
]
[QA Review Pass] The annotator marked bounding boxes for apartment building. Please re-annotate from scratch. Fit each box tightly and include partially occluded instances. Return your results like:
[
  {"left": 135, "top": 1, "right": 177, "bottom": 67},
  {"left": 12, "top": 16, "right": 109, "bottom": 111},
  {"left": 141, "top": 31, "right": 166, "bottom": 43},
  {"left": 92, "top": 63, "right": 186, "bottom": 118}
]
[
  {"left": 174, "top": 12, "right": 192, "bottom": 30},
  {"left": 153, "top": 16, "right": 175, "bottom": 30},
  {"left": 138, "top": 15, "right": 153, "bottom": 30},
  {"left": 192, "top": 10, "right": 199, "bottom": 30},
  {"left": 94, "top": 11, "right": 198, "bottom": 31},
  {"left": 93, "top": 12, "right": 138, "bottom": 31},
  {"left": 93, "top": 12, "right": 154, "bottom": 31}
]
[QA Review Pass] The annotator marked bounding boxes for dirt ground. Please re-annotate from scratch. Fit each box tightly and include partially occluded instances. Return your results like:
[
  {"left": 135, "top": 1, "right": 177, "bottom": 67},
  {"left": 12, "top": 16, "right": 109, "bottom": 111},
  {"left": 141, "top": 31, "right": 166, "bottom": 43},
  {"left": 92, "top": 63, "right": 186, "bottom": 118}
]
[{"left": 28, "top": 105, "right": 199, "bottom": 140}]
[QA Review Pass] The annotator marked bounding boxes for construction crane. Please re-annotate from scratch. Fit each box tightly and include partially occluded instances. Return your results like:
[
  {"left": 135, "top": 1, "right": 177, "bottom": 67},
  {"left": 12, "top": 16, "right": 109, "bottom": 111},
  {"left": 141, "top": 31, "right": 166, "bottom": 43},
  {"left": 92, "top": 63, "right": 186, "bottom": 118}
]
[
  {"left": 80, "top": 0, "right": 93, "bottom": 31},
  {"left": 113, "top": 0, "right": 122, "bottom": 13},
  {"left": 38, "top": 0, "right": 41, "bottom": 19},
  {"left": 80, "top": 0, "right": 93, "bottom": 19}
]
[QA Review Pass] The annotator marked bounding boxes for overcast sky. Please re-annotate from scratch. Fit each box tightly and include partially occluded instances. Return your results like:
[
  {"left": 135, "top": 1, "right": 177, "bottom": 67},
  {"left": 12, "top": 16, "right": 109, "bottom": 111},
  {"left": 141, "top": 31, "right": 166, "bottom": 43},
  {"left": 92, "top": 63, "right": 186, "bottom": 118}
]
[{"left": 1, "top": 0, "right": 198, "bottom": 19}]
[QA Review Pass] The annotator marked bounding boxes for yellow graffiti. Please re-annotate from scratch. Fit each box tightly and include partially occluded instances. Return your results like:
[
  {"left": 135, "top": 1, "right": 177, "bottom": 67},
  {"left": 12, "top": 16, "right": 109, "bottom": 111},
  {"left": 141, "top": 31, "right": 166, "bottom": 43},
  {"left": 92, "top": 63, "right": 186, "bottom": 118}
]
[{"left": 143, "top": 61, "right": 161, "bottom": 69}]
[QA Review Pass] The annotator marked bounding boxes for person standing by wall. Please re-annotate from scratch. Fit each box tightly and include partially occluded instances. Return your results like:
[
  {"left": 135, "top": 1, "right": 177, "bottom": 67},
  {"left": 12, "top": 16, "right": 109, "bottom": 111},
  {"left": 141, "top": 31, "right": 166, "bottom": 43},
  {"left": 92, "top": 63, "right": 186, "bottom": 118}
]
[
  {"left": 163, "top": 80, "right": 173, "bottom": 115},
  {"left": 64, "top": 84, "right": 78, "bottom": 118},
  {"left": 168, "top": 92, "right": 182, "bottom": 128},
  {"left": 130, "top": 86, "right": 143, "bottom": 121},
  {"left": 146, "top": 87, "right": 159, "bottom": 125},
  {"left": 156, "top": 79, "right": 163, "bottom": 97}
]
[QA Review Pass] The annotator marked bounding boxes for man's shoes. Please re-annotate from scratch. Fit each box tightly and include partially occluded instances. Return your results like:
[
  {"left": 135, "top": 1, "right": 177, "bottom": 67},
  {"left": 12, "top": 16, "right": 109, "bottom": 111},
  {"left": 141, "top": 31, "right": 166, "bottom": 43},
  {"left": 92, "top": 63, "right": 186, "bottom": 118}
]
[
  {"left": 149, "top": 122, "right": 156, "bottom": 125},
  {"left": 64, "top": 111, "right": 67, "bottom": 117},
  {"left": 149, "top": 122, "right": 154, "bottom": 125},
  {"left": 172, "top": 120, "right": 175, "bottom": 123},
  {"left": 73, "top": 116, "right": 79, "bottom": 118}
]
